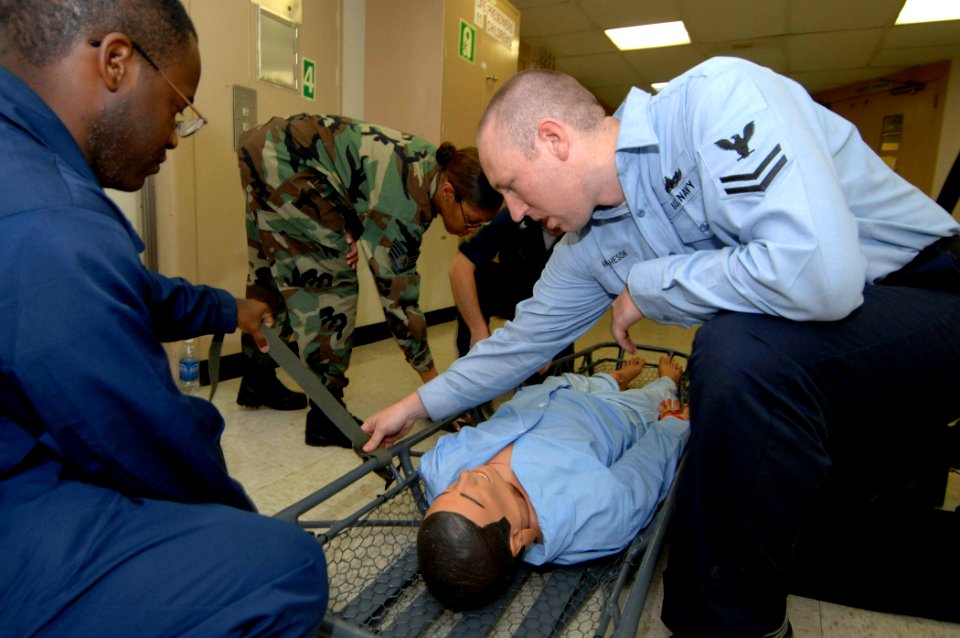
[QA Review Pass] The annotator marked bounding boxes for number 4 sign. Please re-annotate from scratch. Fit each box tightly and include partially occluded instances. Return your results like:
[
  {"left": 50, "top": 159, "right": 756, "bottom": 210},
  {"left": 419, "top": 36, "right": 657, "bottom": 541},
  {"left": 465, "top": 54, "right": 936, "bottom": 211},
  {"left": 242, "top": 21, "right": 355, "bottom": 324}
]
[{"left": 302, "top": 57, "right": 316, "bottom": 100}]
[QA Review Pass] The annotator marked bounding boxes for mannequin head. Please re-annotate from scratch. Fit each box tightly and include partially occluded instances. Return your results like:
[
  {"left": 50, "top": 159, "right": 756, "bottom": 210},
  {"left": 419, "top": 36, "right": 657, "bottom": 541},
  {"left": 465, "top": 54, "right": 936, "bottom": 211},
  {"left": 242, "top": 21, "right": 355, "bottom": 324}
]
[{"left": 417, "top": 465, "right": 538, "bottom": 609}]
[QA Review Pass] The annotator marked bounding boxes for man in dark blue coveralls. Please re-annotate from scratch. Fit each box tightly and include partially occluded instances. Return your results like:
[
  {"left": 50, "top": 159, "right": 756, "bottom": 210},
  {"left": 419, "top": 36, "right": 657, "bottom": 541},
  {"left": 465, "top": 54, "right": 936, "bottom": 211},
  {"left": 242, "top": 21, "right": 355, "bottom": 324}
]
[{"left": 0, "top": 1, "right": 328, "bottom": 636}]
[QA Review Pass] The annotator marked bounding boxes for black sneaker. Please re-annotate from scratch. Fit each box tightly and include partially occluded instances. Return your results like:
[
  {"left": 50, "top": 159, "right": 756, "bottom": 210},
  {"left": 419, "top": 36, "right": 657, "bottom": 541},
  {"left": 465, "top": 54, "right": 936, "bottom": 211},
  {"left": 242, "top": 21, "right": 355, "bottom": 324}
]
[
  {"left": 305, "top": 404, "right": 363, "bottom": 448},
  {"left": 236, "top": 367, "right": 307, "bottom": 411}
]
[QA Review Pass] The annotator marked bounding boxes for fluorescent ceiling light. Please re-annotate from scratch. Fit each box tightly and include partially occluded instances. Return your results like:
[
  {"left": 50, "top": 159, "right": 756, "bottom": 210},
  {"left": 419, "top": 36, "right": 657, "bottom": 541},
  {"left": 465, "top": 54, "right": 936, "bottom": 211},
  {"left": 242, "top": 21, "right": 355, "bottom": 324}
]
[
  {"left": 895, "top": 0, "right": 960, "bottom": 24},
  {"left": 605, "top": 21, "right": 691, "bottom": 51},
  {"left": 651, "top": 82, "right": 669, "bottom": 92}
]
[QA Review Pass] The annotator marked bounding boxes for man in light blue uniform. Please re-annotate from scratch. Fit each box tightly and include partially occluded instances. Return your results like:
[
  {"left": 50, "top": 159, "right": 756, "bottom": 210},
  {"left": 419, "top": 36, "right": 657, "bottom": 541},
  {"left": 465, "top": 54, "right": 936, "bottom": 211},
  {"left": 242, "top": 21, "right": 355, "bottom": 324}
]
[
  {"left": 0, "top": 1, "right": 328, "bottom": 636},
  {"left": 364, "top": 59, "right": 960, "bottom": 635}
]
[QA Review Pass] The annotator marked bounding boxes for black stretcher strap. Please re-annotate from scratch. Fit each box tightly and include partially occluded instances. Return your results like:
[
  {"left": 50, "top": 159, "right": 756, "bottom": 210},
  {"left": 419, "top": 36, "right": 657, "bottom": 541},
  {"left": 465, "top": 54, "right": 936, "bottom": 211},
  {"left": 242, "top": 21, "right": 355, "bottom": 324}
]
[
  {"left": 338, "top": 546, "right": 422, "bottom": 628},
  {"left": 206, "top": 326, "right": 391, "bottom": 470},
  {"left": 450, "top": 568, "right": 533, "bottom": 635},
  {"left": 259, "top": 324, "right": 366, "bottom": 449},
  {"left": 377, "top": 589, "right": 445, "bottom": 638}
]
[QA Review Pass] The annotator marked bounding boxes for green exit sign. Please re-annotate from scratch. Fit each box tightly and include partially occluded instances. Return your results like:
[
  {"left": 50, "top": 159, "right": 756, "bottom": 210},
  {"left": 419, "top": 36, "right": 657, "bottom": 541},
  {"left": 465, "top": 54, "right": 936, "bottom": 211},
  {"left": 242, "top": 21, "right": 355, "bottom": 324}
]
[{"left": 458, "top": 19, "right": 476, "bottom": 64}]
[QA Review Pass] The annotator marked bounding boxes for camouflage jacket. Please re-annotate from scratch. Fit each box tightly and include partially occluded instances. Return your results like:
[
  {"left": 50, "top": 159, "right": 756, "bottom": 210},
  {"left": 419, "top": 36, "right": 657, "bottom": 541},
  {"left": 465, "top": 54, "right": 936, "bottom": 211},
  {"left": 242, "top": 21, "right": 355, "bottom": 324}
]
[{"left": 238, "top": 114, "right": 441, "bottom": 370}]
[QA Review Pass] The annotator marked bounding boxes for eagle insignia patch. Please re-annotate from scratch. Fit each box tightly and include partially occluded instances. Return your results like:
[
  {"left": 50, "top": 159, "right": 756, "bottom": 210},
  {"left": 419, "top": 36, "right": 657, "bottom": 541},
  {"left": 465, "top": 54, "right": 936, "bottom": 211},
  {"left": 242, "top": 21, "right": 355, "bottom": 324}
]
[
  {"left": 712, "top": 120, "right": 788, "bottom": 196},
  {"left": 715, "top": 121, "right": 755, "bottom": 160},
  {"left": 664, "top": 169, "right": 682, "bottom": 194}
]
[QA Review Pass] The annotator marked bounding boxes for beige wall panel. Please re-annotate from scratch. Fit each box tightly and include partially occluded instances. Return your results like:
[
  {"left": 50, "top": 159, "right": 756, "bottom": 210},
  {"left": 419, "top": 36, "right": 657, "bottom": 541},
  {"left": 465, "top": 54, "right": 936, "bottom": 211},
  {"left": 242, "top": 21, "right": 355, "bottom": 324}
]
[
  {"left": 364, "top": 0, "right": 443, "bottom": 140},
  {"left": 814, "top": 61, "right": 949, "bottom": 198},
  {"left": 440, "top": 0, "right": 520, "bottom": 147},
  {"left": 364, "top": 0, "right": 519, "bottom": 320},
  {"left": 364, "top": 0, "right": 454, "bottom": 321},
  {"left": 360, "top": 0, "right": 444, "bottom": 327}
]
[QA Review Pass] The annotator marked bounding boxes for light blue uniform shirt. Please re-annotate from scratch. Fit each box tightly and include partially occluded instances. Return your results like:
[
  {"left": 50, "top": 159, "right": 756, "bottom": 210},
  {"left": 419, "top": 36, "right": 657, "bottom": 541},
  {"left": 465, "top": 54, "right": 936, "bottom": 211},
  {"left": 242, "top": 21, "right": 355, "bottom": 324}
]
[
  {"left": 420, "top": 57, "right": 959, "bottom": 420},
  {"left": 420, "top": 374, "right": 689, "bottom": 565}
]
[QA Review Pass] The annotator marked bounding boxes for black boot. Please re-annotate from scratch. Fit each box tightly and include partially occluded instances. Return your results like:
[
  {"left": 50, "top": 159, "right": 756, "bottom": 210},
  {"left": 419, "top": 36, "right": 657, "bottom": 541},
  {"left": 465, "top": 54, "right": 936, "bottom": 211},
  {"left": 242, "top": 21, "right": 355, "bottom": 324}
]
[
  {"left": 305, "top": 397, "right": 363, "bottom": 448},
  {"left": 236, "top": 365, "right": 307, "bottom": 411}
]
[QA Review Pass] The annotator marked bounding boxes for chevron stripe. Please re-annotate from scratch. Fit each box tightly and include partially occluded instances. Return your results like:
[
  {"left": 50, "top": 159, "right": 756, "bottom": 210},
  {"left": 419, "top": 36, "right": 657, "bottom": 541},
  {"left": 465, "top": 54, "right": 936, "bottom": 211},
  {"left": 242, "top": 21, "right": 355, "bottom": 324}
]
[
  {"left": 723, "top": 155, "right": 787, "bottom": 194},
  {"left": 720, "top": 144, "right": 782, "bottom": 183}
]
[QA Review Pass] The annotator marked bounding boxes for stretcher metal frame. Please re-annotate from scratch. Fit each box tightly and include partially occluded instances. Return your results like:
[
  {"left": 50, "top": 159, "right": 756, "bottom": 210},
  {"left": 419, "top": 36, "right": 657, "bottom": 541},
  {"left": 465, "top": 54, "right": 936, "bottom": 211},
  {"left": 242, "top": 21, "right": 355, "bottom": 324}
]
[{"left": 273, "top": 342, "right": 689, "bottom": 638}]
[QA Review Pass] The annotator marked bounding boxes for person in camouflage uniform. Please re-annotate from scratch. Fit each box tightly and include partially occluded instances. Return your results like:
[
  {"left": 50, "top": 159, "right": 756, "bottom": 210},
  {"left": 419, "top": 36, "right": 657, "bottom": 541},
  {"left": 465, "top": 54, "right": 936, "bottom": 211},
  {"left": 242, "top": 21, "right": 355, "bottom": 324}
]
[{"left": 237, "top": 114, "right": 502, "bottom": 446}]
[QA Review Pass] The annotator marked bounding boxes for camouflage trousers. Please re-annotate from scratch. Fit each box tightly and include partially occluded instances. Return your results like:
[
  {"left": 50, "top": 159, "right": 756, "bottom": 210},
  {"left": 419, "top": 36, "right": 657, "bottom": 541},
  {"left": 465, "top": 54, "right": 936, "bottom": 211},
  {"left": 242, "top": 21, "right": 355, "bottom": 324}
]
[{"left": 243, "top": 197, "right": 433, "bottom": 391}]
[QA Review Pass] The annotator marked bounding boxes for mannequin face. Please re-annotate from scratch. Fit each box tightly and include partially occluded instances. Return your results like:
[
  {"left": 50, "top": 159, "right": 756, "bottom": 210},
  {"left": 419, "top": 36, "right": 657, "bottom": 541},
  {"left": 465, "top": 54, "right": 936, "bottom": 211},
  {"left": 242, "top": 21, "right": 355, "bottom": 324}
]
[{"left": 426, "top": 464, "right": 536, "bottom": 555}]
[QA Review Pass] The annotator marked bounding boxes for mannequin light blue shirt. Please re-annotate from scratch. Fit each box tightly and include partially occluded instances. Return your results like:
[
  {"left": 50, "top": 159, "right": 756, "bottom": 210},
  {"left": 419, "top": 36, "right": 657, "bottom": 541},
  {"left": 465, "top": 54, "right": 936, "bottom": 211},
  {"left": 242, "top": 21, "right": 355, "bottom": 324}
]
[{"left": 420, "top": 373, "right": 689, "bottom": 565}]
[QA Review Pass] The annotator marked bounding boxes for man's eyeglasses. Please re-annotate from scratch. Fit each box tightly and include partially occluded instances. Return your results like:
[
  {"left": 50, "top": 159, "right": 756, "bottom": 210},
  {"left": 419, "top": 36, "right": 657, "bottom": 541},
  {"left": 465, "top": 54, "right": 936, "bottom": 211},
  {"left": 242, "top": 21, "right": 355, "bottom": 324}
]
[{"left": 89, "top": 38, "right": 207, "bottom": 138}]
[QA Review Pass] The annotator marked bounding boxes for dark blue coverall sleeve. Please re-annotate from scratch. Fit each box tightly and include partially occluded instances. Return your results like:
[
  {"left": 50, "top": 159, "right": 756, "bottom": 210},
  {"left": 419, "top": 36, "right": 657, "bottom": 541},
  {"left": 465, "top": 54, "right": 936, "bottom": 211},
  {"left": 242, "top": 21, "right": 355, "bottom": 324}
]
[{"left": 0, "top": 205, "right": 253, "bottom": 511}]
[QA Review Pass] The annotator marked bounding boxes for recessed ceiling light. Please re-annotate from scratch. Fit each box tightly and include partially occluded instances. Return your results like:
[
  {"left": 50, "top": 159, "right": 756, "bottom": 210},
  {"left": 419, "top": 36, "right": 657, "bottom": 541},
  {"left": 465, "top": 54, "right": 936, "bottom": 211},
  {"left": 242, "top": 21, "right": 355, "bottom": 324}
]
[
  {"left": 895, "top": 0, "right": 960, "bottom": 25},
  {"left": 605, "top": 21, "right": 691, "bottom": 51},
  {"left": 651, "top": 82, "right": 669, "bottom": 92}
]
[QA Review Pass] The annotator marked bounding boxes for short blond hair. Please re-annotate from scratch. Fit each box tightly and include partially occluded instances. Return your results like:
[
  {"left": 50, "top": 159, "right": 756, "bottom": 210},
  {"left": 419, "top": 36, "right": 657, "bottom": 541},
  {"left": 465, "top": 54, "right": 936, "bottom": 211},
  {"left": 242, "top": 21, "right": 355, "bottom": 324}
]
[{"left": 478, "top": 69, "right": 605, "bottom": 156}]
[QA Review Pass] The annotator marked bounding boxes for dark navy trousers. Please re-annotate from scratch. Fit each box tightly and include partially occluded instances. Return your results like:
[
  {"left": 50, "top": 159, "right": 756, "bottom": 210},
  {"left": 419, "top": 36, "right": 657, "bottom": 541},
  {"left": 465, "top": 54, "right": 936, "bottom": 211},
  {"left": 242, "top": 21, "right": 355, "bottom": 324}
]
[
  {"left": 0, "top": 459, "right": 329, "bottom": 637},
  {"left": 661, "top": 281, "right": 960, "bottom": 637}
]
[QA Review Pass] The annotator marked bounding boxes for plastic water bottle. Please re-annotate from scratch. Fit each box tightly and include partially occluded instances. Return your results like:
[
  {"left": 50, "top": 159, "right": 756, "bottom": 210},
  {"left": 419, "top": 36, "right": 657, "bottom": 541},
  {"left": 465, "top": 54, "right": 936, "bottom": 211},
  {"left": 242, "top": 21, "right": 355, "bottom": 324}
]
[{"left": 178, "top": 339, "right": 200, "bottom": 395}]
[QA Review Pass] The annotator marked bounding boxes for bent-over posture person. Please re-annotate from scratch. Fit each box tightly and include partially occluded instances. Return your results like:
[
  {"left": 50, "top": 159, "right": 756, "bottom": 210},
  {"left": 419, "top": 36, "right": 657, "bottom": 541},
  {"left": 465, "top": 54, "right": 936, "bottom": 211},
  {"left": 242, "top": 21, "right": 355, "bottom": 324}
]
[
  {"left": 238, "top": 115, "right": 502, "bottom": 446},
  {"left": 417, "top": 357, "right": 689, "bottom": 610}
]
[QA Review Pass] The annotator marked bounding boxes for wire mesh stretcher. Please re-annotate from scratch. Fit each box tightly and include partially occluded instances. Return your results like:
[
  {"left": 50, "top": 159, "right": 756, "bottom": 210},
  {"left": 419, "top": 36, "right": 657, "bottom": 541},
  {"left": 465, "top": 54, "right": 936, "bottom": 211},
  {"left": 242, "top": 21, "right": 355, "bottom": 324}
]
[{"left": 272, "top": 342, "right": 690, "bottom": 638}]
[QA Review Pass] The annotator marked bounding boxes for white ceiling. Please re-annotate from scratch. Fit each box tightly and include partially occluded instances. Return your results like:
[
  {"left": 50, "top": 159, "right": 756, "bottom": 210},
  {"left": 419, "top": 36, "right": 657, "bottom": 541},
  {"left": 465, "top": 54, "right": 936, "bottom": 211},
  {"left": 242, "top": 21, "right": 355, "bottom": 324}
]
[{"left": 510, "top": 0, "right": 960, "bottom": 109}]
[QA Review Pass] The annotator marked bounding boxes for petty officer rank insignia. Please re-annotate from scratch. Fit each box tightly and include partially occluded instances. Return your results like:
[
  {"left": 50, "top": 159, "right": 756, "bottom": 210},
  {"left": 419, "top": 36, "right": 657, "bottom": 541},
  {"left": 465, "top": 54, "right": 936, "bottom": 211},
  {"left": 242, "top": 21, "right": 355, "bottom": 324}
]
[{"left": 705, "top": 116, "right": 791, "bottom": 198}]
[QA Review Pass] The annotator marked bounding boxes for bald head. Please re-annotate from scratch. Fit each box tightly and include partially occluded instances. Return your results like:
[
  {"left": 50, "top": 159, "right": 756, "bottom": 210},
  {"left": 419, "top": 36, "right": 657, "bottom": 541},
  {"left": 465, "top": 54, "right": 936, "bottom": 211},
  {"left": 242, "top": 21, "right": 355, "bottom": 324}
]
[
  {"left": 0, "top": 0, "right": 195, "bottom": 69},
  {"left": 478, "top": 68, "right": 606, "bottom": 156}
]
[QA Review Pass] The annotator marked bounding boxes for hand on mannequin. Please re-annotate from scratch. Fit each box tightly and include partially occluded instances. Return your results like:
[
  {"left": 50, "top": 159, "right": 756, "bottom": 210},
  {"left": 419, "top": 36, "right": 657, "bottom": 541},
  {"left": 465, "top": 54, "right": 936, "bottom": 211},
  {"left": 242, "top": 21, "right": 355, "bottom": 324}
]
[{"left": 361, "top": 392, "right": 429, "bottom": 451}]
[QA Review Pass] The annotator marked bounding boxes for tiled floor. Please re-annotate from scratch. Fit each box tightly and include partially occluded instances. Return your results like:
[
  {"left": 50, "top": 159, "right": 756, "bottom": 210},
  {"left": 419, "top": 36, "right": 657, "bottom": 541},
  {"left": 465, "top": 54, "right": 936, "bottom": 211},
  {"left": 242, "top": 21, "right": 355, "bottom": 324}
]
[{"left": 217, "top": 313, "right": 960, "bottom": 637}]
